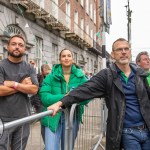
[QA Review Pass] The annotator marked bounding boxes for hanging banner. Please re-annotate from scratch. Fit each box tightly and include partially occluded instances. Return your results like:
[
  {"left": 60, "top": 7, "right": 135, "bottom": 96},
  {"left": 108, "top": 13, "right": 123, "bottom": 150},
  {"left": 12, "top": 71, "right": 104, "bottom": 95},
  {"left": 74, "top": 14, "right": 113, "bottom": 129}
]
[
  {"left": 106, "top": 0, "right": 112, "bottom": 25},
  {"left": 100, "top": 0, "right": 104, "bottom": 18},
  {"left": 96, "top": 31, "right": 101, "bottom": 39},
  {"left": 100, "top": 0, "right": 106, "bottom": 23},
  {"left": 100, "top": 0, "right": 112, "bottom": 25}
]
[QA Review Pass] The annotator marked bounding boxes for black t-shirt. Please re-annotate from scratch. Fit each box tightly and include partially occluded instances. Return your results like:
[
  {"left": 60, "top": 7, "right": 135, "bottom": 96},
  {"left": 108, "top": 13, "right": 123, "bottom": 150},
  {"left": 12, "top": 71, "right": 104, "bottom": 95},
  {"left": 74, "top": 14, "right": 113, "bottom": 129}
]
[{"left": 0, "top": 58, "right": 38, "bottom": 121}]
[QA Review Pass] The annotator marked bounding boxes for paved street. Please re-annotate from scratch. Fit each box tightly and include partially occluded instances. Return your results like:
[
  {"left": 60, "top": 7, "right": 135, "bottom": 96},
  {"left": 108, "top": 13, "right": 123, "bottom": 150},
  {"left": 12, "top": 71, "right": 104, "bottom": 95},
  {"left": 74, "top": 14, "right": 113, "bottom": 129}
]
[
  {"left": 26, "top": 100, "right": 106, "bottom": 150},
  {"left": 26, "top": 122, "right": 105, "bottom": 150},
  {"left": 26, "top": 122, "right": 44, "bottom": 150}
]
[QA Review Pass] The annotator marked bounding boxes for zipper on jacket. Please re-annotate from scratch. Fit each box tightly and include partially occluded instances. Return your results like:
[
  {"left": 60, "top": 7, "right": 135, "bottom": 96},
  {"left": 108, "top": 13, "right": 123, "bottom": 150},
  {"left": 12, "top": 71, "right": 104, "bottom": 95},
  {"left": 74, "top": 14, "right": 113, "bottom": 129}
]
[
  {"left": 66, "top": 82, "right": 69, "bottom": 95},
  {"left": 114, "top": 79, "right": 126, "bottom": 141},
  {"left": 116, "top": 97, "right": 125, "bottom": 141},
  {"left": 135, "top": 76, "right": 142, "bottom": 101}
]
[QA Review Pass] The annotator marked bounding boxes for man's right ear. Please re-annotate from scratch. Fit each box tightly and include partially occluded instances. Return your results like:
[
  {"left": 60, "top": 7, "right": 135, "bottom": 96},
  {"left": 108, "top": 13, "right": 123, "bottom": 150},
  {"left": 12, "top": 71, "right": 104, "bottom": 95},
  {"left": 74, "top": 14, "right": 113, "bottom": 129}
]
[
  {"left": 137, "top": 62, "right": 140, "bottom": 66},
  {"left": 111, "top": 51, "right": 114, "bottom": 59}
]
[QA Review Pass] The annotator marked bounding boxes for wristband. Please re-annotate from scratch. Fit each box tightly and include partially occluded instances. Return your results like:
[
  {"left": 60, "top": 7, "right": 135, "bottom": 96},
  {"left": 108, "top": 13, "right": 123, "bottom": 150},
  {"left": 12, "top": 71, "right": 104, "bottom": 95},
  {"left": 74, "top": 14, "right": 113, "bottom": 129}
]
[{"left": 13, "top": 82, "right": 18, "bottom": 89}]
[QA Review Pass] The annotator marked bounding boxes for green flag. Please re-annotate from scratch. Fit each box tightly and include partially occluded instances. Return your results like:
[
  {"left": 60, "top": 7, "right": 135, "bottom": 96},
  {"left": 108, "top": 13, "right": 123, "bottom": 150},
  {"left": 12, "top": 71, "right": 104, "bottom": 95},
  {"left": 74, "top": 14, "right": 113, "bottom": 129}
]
[{"left": 96, "top": 31, "right": 101, "bottom": 39}]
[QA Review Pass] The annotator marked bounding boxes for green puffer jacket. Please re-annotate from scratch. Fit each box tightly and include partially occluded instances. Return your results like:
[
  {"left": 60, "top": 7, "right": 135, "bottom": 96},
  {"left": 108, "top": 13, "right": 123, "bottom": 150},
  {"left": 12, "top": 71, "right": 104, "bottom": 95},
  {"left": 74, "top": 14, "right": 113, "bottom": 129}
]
[{"left": 39, "top": 64, "right": 89, "bottom": 132}]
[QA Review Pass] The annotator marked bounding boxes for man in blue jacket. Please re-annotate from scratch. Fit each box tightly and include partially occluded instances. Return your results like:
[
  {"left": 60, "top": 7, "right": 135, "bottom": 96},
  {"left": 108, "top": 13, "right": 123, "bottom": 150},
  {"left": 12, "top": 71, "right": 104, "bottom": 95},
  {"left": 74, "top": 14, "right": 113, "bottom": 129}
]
[{"left": 47, "top": 38, "right": 150, "bottom": 150}]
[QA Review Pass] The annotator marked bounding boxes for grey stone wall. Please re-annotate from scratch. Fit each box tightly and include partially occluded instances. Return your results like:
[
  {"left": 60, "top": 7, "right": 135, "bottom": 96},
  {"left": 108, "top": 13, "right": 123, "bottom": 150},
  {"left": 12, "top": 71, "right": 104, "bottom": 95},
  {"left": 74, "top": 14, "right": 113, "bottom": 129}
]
[{"left": 0, "top": 1, "right": 102, "bottom": 73}]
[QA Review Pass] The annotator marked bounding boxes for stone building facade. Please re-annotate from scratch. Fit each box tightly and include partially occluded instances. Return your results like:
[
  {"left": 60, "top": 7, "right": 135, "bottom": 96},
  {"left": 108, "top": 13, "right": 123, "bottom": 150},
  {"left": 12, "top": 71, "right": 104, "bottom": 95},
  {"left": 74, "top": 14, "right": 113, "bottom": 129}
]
[{"left": 0, "top": 0, "right": 106, "bottom": 74}]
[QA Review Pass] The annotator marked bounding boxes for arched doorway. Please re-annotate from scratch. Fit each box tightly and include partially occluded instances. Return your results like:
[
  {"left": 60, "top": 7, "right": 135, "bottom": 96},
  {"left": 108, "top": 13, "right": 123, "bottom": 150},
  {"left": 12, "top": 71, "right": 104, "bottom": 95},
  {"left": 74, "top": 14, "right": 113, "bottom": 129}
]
[{"left": 2, "top": 24, "right": 28, "bottom": 61}]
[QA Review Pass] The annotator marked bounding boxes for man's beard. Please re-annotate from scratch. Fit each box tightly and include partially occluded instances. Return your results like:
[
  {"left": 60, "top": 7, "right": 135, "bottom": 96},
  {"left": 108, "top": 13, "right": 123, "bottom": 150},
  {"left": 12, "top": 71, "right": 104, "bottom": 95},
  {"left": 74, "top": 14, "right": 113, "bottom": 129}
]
[{"left": 8, "top": 51, "right": 24, "bottom": 58}]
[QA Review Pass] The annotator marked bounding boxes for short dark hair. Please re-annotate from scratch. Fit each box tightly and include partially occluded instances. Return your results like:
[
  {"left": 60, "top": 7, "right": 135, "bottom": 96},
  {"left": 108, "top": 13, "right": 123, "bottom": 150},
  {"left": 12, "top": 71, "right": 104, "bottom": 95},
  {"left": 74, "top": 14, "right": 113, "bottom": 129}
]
[
  {"left": 112, "top": 38, "right": 129, "bottom": 51},
  {"left": 136, "top": 51, "right": 149, "bottom": 64},
  {"left": 8, "top": 34, "right": 26, "bottom": 45}
]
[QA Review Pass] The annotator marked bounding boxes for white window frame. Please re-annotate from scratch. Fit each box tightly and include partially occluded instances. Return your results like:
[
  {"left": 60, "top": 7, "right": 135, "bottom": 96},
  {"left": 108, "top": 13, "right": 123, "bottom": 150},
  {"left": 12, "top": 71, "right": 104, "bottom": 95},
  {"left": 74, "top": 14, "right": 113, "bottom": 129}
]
[
  {"left": 66, "top": 2, "right": 71, "bottom": 28},
  {"left": 80, "top": 0, "right": 84, "bottom": 7},
  {"left": 86, "top": 24, "right": 89, "bottom": 35},
  {"left": 86, "top": 0, "right": 89, "bottom": 14},
  {"left": 73, "top": 52, "right": 77, "bottom": 63},
  {"left": 52, "top": 43, "right": 58, "bottom": 65},
  {"left": 39, "top": 0, "right": 45, "bottom": 8},
  {"left": 90, "top": 29, "right": 93, "bottom": 39},
  {"left": 94, "top": 9, "right": 96, "bottom": 24},
  {"left": 52, "top": 0, "right": 58, "bottom": 20},
  {"left": 90, "top": 3, "right": 93, "bottom": 20},
  {"left": 80, "top": 18, "right": 84, "bottom": 30},
  {"left": 74, "top": 11, "right": 78, "bottom": 24},
  {"left": 74, "top": 11, "right": 78, "bottom": 34},
  {"left": 35, "top": 36, "right": 43, "bottom": 73}
]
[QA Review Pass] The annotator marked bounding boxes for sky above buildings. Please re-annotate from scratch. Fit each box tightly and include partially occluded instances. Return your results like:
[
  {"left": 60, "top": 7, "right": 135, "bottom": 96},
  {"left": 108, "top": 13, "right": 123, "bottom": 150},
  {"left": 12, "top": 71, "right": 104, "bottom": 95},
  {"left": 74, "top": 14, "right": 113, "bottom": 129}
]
[{"left": 106, "top": 0, "right": 150, "bottom": 61}]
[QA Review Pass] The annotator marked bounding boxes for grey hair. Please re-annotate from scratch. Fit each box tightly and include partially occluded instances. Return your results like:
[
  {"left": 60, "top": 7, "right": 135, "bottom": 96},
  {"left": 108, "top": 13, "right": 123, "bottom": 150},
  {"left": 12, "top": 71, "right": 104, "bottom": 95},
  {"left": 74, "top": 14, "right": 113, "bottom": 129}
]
[
  {"left": 135, "top": 51, "right": 149, "bottom": 64},
  {"left": 112, "top": 38, "right": 129, "bottom": 51}
]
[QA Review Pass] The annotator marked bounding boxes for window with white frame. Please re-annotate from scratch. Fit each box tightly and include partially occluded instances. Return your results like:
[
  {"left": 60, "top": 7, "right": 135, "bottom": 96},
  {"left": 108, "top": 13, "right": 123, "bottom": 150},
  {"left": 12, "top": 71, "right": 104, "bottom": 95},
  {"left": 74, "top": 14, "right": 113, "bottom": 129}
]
[
  {"left": 86, "top": 24, "right": 89, "bottom": 35},
  {"left": 86, "top": 0, "right": 89, "bottom": 14},
  {"left": 66, "top": 2, "right": 70, "bottom": 28},
  {"left": 52, "top": 0, "right": 58, "bottom": 19},
  {"left": 74, "top": 11, "right": 78, "bottom": 33},
  {"left": 66, "top": 2, "right": 70, "bottom": 17},
  {"left": 73, "top": 52, "right": 77, "bottom": 63},
  {"left": 80, "top": 18, "right": 84, "bottom": 38},
  {"left": 52, "top": 43, "right": 58, "bottom": 65},
  {"left": 81, "top": 18, "right": 84, "bottom": 30},
  {"left": 90, "top": 29, "right": 93, "bottom": 39},
  {"left": 94, "top": 9, "right": 96, "bottom": 24},
  {"left": 80, "top": 0, "right": 84, "bottom": 7},
  {"left": 74, "top": 11, "right": 78, "bottom": 24},
  {"left": 35, "top": 37, "right": 42, "bottom": 59},
  {"left": 39, "top": 0, "right": 44, "bottom": 9},
  {"left": 35, "top": 36, "right": 43, "bottom": 73},
  {"left": 90, "top": 3, "right": 93, "bottom": 20}
]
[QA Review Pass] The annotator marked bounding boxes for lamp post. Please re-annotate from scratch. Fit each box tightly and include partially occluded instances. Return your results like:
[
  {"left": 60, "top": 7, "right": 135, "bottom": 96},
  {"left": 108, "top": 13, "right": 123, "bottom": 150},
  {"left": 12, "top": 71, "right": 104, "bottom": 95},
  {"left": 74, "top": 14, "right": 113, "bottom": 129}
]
[
  {"left": 100, "top": 0, "right": 107, "bottom": 69},
  {"left": 125, "top": 0, "right": 132, "bottom": 45}
]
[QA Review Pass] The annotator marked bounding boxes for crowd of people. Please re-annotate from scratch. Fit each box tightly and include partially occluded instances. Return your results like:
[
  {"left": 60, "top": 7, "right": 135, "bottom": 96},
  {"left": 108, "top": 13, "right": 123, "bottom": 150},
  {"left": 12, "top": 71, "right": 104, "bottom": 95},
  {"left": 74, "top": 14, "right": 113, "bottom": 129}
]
[
  {"left": 0, "top": 35, "right": 150, "bottom": 150},
  {"left": 48, "top": 38, "right": 150, "bottom": 150}
]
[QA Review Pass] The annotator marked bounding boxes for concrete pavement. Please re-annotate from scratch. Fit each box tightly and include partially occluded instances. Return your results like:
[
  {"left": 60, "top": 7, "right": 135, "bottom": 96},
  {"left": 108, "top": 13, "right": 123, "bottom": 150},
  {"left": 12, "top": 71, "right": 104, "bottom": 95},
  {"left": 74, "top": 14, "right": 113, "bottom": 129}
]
[{"left": 26, "top": 122, "right": 44, "bottom": 150}]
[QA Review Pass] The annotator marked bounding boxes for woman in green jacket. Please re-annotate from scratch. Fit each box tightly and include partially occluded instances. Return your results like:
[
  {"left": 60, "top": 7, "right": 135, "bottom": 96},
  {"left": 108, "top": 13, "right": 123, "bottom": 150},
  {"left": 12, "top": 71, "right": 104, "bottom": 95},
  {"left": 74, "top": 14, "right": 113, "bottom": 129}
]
[{"left": 39, "top": 49, "right": 88, "bottom": 150}]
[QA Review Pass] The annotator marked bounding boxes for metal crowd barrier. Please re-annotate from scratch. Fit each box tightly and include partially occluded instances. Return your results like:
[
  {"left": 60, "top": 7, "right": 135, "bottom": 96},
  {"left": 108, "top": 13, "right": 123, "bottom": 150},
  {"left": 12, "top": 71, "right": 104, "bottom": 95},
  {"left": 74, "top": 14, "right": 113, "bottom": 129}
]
[
  {"left": 0, "top": 110, "right": 54, "bottom": 134},
  {"left": 74, "top": 99, "right": 106, "bottom": 150},
  {"left": 0, "top": 99, "right": 107, "bottom": 150},
  {"left": 0, "top": 108, "right": 74, "bottom": 150}
]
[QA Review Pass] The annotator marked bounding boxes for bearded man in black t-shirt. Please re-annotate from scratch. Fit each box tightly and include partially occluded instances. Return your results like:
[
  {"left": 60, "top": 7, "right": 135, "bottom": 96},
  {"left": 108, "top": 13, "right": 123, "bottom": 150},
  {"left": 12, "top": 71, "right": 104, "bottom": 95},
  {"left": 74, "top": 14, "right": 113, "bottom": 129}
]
[{"left": 0, "top": 35, "right": 39, "bottom": 150}]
